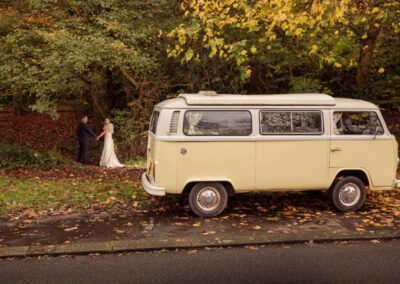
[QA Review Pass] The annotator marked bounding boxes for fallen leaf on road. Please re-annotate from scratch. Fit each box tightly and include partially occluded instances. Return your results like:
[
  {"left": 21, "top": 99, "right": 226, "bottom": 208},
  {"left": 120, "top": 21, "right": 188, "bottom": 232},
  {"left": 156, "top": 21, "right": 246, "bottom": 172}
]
[
  {"left": 192, "top": 223, "right": 201, "bottom": 227},
  {"left": 253, "top": 225, "right": 262, "bottom": 230},
  {"left": 306, "top": 240, "right": 315, "bottom": 246},
  {"left": 246, "top": 246, "right": 259, "bottom": 250},
  {"left": 201, "top": 230, "right": 216, "bottom": 235},
  {"left": 64, "top": 226, "right": 78, "bottom": 232}
]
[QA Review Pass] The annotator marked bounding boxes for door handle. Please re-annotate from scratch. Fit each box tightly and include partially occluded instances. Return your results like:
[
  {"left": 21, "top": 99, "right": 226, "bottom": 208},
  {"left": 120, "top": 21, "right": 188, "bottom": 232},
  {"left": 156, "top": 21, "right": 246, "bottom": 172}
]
[{"left": 330, "top": 147, "right": 342, "bottom": 152}]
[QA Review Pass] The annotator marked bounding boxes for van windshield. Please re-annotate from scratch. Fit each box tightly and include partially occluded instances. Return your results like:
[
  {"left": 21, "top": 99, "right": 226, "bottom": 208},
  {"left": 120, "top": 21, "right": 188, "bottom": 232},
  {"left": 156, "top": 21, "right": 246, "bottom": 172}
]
[{"left": 149, "top": 110, "right": 160, "bottom": 134}]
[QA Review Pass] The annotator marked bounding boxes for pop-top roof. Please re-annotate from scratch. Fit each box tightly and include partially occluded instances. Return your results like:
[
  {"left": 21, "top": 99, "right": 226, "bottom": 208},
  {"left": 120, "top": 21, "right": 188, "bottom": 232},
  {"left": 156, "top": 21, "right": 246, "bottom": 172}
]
[{"left": 178, "top": 92, "right": 336, "bottom": 106}]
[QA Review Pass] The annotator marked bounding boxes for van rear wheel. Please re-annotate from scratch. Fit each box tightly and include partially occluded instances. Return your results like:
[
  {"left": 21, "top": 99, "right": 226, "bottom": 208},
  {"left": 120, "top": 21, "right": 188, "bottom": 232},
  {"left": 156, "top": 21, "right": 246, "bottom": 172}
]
[
  {"left": 330, "top": 176, "right": 366, "bottom": 212},
  {"left": 189, "top": 182, "right": 228, "bottom": 217}
]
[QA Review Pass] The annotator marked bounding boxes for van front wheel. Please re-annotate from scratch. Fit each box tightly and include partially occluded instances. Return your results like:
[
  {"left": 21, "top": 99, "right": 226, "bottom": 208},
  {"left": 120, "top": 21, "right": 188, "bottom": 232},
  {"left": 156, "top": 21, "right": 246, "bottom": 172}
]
[
  {"left": 330, "top": 176, "right": 366, "bottom": 212},
  {"left": 189, "top": 182, "right": 228, "bottom": 217}
]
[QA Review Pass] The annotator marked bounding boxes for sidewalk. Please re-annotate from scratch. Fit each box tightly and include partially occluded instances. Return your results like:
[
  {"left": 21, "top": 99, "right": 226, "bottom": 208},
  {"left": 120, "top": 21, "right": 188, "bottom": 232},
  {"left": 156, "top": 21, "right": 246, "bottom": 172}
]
[{"left": 1, "top": 190, "right": 399, "bottom": 258}]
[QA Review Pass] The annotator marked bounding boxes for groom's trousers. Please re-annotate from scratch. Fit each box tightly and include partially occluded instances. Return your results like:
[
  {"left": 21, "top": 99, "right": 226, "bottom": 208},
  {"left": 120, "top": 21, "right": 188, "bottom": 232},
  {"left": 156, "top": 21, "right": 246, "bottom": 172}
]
[{"left": 78, "top": 142, "right": 89, "bottom": 163}]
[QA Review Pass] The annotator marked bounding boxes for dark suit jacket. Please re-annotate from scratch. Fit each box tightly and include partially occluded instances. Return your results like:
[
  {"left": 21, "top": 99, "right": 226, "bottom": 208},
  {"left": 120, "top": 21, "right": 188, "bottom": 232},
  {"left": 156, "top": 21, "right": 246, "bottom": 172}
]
[{"left": 77, "top": 122, "right": 96, "bottom": 144}]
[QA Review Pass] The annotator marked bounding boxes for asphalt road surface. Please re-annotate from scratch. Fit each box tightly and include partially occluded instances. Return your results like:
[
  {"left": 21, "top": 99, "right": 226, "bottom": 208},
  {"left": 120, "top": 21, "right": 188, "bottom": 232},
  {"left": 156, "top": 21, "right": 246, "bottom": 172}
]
[{"left": 1, "top": 240, "right": 400, "bottom": 284}]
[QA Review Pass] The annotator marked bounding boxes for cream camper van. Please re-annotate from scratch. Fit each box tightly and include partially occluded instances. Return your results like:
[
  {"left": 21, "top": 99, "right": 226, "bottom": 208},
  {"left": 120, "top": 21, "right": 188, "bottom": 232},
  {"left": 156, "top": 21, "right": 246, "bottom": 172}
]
[{"left": 142, "top": 91, "right": 399, "bottom": 217}]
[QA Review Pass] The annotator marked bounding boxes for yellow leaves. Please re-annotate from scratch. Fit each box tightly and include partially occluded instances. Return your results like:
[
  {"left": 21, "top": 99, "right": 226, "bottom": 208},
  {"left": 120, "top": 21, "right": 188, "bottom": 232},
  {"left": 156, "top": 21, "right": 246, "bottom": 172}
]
[
  {"left": 267, "top": 45, "right": 272, "bottom": 50},
  {"left": 209, "top": 41, "right": 218, "bottom": 58},
  {"left": 374, "top": 23, "right": 380, "bottom": 28},
  {"left": 236, "top": 57, "right": 245, "bottom": 65},
  {"left": 278, "top": 12, "right": 287, "bottom": 21},
  {"left": 167, "top": 29, "right": 176, "bottom": 38},
  {"left": 111, "top": 41, "right": 127, "bottom": 52},
  {"left": 309, "top": 44, "right": 318, "bottom": 55},
  {"left": 205, "top": 27, "right": 213, "bottom": 37},
  {"left": 240, "top": 50, "right": 248, "bottom": 56},
  {"left": 245, "top": 68, "right": 252, "bottom": 78},
  {"left": 184, "top": 49, "right": 194, "bottom": 61},
  {"left": 334, "top": 9, "right": 344, "bottom": 20},
  {"left": 250, "top": 46, "right": 257, "bottom": 54},
  {"left": 177, "top": 27, "right": 187, "bottom": 45},
  {"left": 293, "top": 28, "right": 304, "bottom": 37},
  {"left": 334, "top": 62, "right": 342, "bottom": 68},
  {"left": 378, "top": 67, "right": 385, "bottom": 74},
  {"left": 269, "top": 34, "right": 277, "bottom": 41},
  {"left": 371, "top": 7, "right": 380, "bottom": 14},
  {"left": 361, "top": 34, "right": 368, "bottom": 39}
]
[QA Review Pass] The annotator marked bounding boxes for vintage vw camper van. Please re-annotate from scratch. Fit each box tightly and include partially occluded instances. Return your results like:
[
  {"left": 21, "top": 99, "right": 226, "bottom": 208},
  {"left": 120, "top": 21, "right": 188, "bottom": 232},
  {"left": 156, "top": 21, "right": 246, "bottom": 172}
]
[{"left": 142, "top": 91, "right": 399, "bottom": 217}]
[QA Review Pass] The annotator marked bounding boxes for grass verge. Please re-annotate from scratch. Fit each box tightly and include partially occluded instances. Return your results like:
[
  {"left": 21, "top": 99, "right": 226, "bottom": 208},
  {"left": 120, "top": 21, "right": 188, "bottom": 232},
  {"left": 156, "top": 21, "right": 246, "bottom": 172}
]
[{"left": 0, "top": 177, "right": 151, "bottom": 216}]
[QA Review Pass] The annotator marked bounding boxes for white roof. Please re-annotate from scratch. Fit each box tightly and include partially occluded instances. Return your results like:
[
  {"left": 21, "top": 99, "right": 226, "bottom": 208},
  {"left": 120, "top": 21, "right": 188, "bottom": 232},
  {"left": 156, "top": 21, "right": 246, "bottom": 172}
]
[
  {"left": 178, "top": 93, "right": 336, "bottom": 106},
  {"left": 156, "top": 92, "right": 378, "bottom": 109}
]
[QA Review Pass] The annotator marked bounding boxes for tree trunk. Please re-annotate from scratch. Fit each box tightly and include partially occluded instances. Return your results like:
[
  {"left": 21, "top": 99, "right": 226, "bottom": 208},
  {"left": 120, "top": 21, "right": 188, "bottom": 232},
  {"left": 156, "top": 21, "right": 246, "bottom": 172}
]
[
  {"left": 13, "top": 93, "right": 25, "bottom": 115},
  {"left": 89, "top": 65, "right": 113, "bottom": 127},
  {"left": 356, "top": 20, "right": 381, "bottom": 97}
]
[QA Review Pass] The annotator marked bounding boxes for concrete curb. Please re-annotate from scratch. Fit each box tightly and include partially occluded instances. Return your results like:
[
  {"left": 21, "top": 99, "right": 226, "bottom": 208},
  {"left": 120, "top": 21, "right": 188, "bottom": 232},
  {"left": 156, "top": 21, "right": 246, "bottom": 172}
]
[{"left": 1, "top": 231, "right": 399, "bottom": 259}]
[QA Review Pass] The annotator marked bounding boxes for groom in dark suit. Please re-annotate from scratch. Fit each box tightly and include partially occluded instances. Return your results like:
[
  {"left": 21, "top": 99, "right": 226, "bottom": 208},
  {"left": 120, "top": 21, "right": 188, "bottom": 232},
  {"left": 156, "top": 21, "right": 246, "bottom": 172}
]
[{"left": 77, "top": 115, "right": 96, "bottom": 164}]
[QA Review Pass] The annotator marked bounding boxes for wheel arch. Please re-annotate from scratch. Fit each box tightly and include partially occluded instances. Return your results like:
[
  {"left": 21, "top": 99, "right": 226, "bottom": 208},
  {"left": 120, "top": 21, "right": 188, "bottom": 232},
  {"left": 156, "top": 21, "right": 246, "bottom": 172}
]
[
  {"left": 330, "top": 169, "right": 371, "bottom": 189},
  {"left": 182, "top": 180, "right": 235, "bottom": 196}
]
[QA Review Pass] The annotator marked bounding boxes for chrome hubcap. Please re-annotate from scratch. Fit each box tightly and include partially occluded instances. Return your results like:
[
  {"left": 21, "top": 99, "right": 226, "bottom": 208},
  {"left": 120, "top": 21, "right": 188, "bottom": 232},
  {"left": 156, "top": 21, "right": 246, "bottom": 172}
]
[
  {"left": 338, "top": 183, "right": 361, "bottom": 206},
  {"left": 197, "top": 187, "right": 221, "bottom": 211}
]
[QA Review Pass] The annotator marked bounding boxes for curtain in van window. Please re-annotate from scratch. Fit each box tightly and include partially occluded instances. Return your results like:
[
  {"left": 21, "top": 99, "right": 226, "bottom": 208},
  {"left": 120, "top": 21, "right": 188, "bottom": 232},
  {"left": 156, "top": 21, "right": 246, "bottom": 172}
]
[
  {"left": 187, "top": 112, "right": 203, "bottom": 135},
  {"left": 333, "top": 112, "right": 343, "bottom": 135}
]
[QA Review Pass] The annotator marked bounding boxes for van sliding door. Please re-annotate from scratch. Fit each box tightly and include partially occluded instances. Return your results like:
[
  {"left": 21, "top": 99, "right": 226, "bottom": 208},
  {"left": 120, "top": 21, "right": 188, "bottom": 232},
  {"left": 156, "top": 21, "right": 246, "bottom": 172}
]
[{"left": 256, "top": 110, "right": 329, "bottom": 190}]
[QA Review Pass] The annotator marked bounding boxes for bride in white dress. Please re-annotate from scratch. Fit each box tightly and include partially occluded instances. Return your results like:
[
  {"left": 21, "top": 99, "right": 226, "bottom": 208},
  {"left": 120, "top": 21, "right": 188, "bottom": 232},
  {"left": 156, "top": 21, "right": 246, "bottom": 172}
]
[{"left": 96, "top": 118, "right": 124, "bottom": 168}]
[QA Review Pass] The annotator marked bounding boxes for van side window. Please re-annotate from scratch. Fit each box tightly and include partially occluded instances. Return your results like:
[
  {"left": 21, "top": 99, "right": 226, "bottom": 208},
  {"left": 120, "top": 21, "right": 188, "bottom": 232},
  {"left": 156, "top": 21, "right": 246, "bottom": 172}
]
[
  {"left": 333, "top": 111, "right": 384, "bottom": 135},
  {"left": 260, "top": 111, "right": 323, "bottom": 134},
  {"left": 149, "top": 110, "right": 160, "bottom": 134},
  {"left": 183, "top": 110, "right": 252, "bottom": 136}
]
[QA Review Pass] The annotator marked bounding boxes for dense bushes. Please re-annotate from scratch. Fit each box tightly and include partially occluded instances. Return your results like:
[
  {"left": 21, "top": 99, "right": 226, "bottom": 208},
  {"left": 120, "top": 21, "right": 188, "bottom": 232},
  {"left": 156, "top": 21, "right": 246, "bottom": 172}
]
[{"left": 0, "top": 144, "right": 65, "bottom": 169}]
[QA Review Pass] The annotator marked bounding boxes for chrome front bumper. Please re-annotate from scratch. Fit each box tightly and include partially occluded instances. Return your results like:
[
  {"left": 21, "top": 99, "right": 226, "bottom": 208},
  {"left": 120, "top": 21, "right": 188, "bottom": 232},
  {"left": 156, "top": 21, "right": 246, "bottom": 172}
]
[{"left": 141, "top": 173, "right": 166, "bottom": 196}]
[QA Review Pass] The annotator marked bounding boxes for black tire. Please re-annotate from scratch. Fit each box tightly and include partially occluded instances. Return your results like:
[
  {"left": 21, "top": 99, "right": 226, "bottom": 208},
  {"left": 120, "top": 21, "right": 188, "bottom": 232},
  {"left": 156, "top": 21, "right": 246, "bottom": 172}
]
[
  {"left": 330, "top": 176, "right": 366, "bottom": 212},
  {"left": 189, "top": 182, "right": 228, "bottom": 217}
]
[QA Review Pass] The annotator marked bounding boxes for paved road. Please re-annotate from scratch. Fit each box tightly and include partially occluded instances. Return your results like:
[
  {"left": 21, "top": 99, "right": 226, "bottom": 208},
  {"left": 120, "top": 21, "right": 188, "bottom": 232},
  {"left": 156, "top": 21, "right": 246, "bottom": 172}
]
[{"left": 1, "top": 240, "right": 400, "bottom": 284}]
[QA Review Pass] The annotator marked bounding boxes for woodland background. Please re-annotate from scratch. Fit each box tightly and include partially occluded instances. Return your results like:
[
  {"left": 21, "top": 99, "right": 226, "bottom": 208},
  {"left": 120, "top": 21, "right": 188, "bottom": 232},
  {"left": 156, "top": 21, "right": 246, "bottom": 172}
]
[{"left": 0, "top": 0, "right": 399, "bottom": 164}]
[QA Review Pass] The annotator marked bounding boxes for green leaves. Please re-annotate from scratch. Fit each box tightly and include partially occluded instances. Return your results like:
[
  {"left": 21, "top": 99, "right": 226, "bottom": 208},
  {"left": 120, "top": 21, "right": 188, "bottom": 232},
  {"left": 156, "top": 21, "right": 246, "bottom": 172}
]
[{"left": 0, "top": 0, "right": 172, "bottom": 116}]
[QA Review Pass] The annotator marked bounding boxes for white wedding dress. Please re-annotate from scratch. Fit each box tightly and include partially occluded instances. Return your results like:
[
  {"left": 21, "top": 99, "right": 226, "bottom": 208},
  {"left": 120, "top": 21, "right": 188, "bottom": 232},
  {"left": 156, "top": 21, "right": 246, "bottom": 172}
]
[{"left": 99, "top": 123, "right": 124, "bottom": 168}]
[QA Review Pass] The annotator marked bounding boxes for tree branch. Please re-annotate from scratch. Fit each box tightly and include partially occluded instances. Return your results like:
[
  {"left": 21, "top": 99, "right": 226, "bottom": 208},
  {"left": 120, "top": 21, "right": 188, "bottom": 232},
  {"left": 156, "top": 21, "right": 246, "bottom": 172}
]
[{"left": 120, "top": 67, "right": 139, "bottom": 89}]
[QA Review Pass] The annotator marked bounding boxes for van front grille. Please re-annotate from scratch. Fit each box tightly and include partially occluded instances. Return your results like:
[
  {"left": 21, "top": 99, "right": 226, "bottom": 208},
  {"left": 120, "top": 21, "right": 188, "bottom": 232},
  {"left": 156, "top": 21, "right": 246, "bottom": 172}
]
[{"left": 169, "top": 111, "right": 180, "bottom": 134}]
